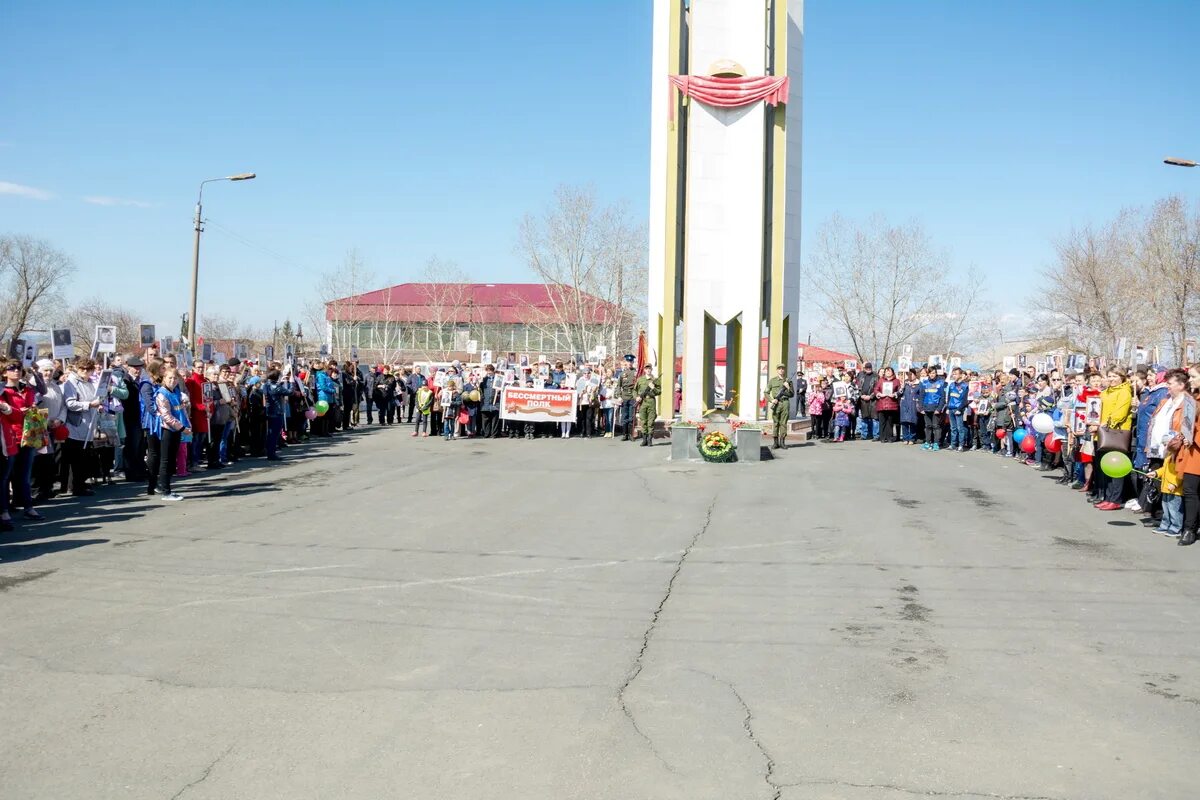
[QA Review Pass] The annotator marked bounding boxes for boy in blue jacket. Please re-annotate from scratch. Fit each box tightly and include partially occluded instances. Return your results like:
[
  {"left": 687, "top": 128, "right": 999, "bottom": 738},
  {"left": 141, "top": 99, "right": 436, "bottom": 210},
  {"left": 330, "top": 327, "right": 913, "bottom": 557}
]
[
  {"left": 946, "top": 367, "right": 970, "bottom": 451},
  {"left": 919, "top": 371, "right": 947, "bottom": 451}
]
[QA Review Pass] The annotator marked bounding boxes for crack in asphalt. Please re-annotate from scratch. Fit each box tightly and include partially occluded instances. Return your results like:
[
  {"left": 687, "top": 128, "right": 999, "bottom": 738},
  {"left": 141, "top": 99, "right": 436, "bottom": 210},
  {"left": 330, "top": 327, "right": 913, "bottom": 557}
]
[
  {"left": 780, "top": 778, "right": 1063, "bottom": 799},
  {"left": 687, "top": 669, "right": 781, "bottom": 800},
  {"left": 634, "top": 468, "right": 669, "bottom": 505},
  {"left": 616, "top": 497, "right": 717, "bottom": 772},
  {"left": 170, "top": 744, "right": 233, "bottom": 799}
]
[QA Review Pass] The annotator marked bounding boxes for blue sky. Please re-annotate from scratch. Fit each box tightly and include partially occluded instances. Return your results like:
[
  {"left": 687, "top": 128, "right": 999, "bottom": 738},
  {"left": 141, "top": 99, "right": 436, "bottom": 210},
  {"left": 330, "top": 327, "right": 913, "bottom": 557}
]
[{"left": 2, "top": 1, "right": 1198, "bottom": 340}]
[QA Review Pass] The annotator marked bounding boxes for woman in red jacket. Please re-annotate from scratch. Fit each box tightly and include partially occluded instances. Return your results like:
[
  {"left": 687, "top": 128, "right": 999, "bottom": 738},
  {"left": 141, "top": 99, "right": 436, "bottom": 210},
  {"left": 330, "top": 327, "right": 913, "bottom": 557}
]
[
  {"left": 184, "top": 364, "right": 209, "bottom": 470},
  {"left": 0, "top": 360, "right": 44, "bottom": 529},
  {"left": 872, "top": 366, "right": 902, "bottom": 443}
]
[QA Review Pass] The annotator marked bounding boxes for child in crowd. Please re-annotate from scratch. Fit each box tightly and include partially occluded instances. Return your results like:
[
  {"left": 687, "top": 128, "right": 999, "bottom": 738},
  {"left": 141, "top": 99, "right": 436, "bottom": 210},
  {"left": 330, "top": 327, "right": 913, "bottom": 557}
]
[
  {"left": 413, "top": 382, "right": 433, "bottom": 438},
  {"left": 1153, "top": 455, "right": 1184, "bottom": 538},
  {"left": 523, "top": 377, "right": 536, "bottom": 439},
  {"left": 832, "top": 394, "right": 854, "bottom": 442},
  {"left": 1012, "top": 386, "right": 1030, "bottom": 459},
  {"left": 439, "top": 379, "right": 459, "bottom": 440}
]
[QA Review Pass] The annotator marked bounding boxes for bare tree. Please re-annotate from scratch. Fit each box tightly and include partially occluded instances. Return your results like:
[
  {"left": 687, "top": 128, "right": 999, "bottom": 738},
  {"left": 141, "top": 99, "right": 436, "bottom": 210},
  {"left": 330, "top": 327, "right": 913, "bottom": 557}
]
[
  {"left": 0, "top": 235, "right": 75, "bottom": 355},
  {"left": 198, "top": 314, "right": 240, "bottom": 341},
  {"left": 516, "top": 185, "right": 647, "bottom": 358},
  {"left": 305, "top": 248, "right": 378, "bottom": 361},
  {"left": 1132, "top": 196, "right": 1200, "bottom": 360},
  {"left": 61, "top": 301, "right": 142, "bottom": 356},
  {"left": 906, "top": 266, "right": 998, "bottom": 361},
  {"left": 807, "top": 214, "right": 986, "bottom": 367},
  {"left": 1036, "top": 212, "right": 1154, "bottom": 358},
  {"left": 413, "top": 256, "right": 473, "bottom": 361}
]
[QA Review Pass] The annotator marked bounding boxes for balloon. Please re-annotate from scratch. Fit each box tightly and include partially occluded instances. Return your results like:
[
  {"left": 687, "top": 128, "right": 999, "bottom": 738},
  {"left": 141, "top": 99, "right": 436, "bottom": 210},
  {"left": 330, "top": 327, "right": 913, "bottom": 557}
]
[
  {"left": 315, "top": 400, "right": 330, "bottom": 416},
  {"left": 994, "top": 428, "right": 1007, "bottom": 440},
  {"left": 1012, "top": 428, "right": 1027, "bottom": 444},
  {"left": 1100, "top": 451, "right": 1133, "bottom": 479},
  {"left": 1044, "top": 433, "right": 1063, "bottom": 453},
  {"left": 1020, "top": 434, "right": 1037, "bottom": 454},
  {"left": 1032, "top": 412, "right": 1054, "bottom": 434},
  {"left": 304, "top": 407, "right": 317, "bottom": 420}
]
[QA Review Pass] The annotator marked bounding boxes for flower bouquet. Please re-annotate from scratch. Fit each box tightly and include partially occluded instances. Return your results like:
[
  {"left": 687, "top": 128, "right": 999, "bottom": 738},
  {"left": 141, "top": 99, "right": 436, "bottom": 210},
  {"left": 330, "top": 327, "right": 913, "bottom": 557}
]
[{"left": 699, "top": 430, "right": 736, "bottom": 463}]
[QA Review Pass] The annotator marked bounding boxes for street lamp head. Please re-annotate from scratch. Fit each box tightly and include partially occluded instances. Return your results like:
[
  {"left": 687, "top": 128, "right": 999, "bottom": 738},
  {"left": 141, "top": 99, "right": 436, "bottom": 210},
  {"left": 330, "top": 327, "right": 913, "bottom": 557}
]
[
  {"left": 1164, "top": 157, "right": 1197, "bottom": 168},
  {"left": 229, "top": 172, "right": 257, "bottom": 181}
]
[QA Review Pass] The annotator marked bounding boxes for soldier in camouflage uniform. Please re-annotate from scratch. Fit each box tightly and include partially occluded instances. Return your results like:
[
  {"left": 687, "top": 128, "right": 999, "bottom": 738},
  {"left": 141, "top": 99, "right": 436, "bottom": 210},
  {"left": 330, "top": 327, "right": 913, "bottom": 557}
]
[
  {"left": 634, "top": 365, "right": 661, "bottom": 447},
  {"left": 617, "top": 356, "right": 639, "bottom": 441},
  {"left": 765, "top": 363, "right": 794, "bottom": 450}
]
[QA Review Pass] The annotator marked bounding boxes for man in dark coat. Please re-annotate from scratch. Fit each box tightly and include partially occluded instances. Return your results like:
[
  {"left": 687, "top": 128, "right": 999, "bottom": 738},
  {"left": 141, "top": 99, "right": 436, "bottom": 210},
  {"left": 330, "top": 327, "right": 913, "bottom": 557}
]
[
  {"left": 120, "top": 356, "right": 147, "bottom": 481},
  {"left": 479, "top": 365, "right": 500, "bottom": 438},
  {"left": 854, "top": 362, "right": 878, "bottom": 440},
  {"left": 340, "top": 363, "right": 357, "bottom": 431},
  {"left": 373, "top": 367, "right": 396, "bottom": 425},
  {"left": 406, "top": 367, "right": 424, "bottom": 423}
]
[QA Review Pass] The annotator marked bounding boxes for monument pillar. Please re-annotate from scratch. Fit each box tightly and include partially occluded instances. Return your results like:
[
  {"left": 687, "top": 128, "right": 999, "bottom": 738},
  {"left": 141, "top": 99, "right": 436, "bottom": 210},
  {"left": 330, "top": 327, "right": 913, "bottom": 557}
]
[{"left": 649, "top": 0, "right": 803, "bottom": 421}]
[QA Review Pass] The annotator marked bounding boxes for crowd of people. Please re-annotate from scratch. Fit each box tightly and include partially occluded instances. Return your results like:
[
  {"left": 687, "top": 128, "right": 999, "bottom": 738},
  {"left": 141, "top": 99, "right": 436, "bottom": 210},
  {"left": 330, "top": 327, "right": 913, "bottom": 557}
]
[
  {"left": 356, "top": 355, "right": 661, "bottom": 444},
  {"left": 798, "top": 359, "right": 1200, "bottom": 546},
  {"left": 2, "top": 349, "right": 371, "bottom": 529},
  {"left": 19, "top": 343, "right": 1194, "bottom": 548},
  {"left": 2, "top": 350, "right": 668, "bottom": 531}
]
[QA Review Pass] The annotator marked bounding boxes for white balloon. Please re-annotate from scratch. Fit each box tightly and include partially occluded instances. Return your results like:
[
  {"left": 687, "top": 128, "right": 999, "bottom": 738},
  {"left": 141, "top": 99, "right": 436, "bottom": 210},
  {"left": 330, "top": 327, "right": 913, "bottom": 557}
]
[{"left": 1031, "top": 412, "right": 1054, "bottom": 434}]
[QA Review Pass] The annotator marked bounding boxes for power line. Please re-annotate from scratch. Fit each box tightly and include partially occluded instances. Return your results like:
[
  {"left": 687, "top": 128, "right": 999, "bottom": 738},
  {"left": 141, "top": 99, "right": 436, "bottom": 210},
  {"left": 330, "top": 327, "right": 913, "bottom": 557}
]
[{"left": 205, "top": 218, "right": 319, "bottom": 275}]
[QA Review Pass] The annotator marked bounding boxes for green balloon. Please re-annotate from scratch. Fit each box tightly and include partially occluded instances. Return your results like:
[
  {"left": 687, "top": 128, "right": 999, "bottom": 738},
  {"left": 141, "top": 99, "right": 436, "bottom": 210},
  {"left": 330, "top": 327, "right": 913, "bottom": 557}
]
[
  {"left": 315, "top": 400, "right": 330, "bottom": 415},
  {"left": 1100, "top": 451, "right": 1132, "bottom": 478}
]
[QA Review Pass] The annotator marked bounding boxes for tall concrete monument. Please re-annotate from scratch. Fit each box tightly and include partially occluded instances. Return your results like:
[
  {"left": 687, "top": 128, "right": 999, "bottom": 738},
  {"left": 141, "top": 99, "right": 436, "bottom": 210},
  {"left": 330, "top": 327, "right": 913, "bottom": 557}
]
[{"left": 649, "top": 0, "right": 802, "bottom": 421}]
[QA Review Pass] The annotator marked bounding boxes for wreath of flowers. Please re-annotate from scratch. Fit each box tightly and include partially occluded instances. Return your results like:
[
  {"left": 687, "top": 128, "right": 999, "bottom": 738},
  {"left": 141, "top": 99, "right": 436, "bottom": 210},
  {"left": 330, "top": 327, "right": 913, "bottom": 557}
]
[{"left": 699, "top": 430, "right": 735, "bottom": 463}]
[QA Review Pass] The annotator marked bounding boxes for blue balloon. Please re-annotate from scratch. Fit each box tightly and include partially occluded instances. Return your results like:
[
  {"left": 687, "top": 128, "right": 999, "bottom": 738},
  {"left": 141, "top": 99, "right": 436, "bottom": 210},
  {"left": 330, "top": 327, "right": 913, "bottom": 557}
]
[
  {"left": 1051, "top": 408, "right": 1063, "bottom": 423},
  {"left": 1012, "top": 428, "right": 1027, "bottom": 444}
]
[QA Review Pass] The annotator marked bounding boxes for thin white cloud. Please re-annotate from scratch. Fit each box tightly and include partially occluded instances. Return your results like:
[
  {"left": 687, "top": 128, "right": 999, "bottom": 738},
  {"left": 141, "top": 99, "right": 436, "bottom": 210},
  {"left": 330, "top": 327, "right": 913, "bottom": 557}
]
[
  {"left": 82, "top": 195, "right": 154, "bottom": 208},
  {"left": 0, "top": 180, "right": 54, "bottom": 200}
]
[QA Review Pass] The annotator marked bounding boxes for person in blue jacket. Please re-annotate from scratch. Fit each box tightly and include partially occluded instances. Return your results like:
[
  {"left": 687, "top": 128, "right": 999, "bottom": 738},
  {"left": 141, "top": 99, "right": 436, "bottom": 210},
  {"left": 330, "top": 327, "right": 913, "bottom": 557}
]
[
  {"left": 1133, "top": 368, "right": 1168, "bottom": 516},
  {"left": 899, "top": 369, "right": 921, "bottom": 444},
  {"left": 314, "top": 363, "right": 338, "bottom": 438},
  {"left": 919, "top": 369, "right": 947, "bottom": 451},
  {"left": 946, "top": 367, "right": 971, "bottom": 451},
  {"left": 262, "top": 367, "right": 294, "bottom": 460}
]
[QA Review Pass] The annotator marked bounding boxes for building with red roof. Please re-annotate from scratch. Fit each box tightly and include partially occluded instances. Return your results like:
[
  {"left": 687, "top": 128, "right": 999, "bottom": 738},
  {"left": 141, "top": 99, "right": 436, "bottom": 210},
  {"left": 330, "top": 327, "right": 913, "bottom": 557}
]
[{"left": 324, "top": 282, "right": 619, "bottom": 363}]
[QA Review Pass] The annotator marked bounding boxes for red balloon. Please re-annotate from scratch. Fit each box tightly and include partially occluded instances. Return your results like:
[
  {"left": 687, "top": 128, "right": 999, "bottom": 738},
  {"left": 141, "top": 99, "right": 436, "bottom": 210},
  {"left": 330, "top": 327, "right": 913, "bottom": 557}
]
[
  {"left": 1044, "top": 433, "right": 1063, "bottom": 453},
  {"left": 994, "top": 428, "right": 1007, "bottom": 440},
  {"left": 1020, "top": 434, "right": 1037, "bottom": 453}
]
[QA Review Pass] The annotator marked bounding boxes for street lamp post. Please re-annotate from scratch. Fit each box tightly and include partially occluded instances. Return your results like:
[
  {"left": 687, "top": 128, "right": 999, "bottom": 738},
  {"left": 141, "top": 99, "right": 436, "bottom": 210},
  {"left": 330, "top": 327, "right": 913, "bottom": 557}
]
[
  {"left": 1164, "top": 157, "right": 1197, "bottom": 168},
  {"left": 187, "top": 172, "right": 256, "bottom": 352}
]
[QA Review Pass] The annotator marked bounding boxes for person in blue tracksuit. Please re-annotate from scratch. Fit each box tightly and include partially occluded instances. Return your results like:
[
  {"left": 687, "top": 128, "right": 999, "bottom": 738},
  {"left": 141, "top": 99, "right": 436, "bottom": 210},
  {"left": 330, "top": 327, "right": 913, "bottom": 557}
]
[
  {"left": 314, "top": 364, "right": 337, "bottom": 438},
  {"left": 262, "top": 368, "right": 294, "bottom": 460},
  {"left": 945, "top": 367, "right": 971, "bottom": 451},
  {"left": 919, "top": 371, "right": 947, "bottom": 451}
]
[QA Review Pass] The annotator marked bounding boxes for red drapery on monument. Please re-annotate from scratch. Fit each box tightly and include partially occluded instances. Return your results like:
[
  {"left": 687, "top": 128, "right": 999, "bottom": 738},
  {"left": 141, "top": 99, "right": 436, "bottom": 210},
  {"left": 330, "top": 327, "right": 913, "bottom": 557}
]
[{"left": 667, "top": 74, "right": 790, "bottom": 120}]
